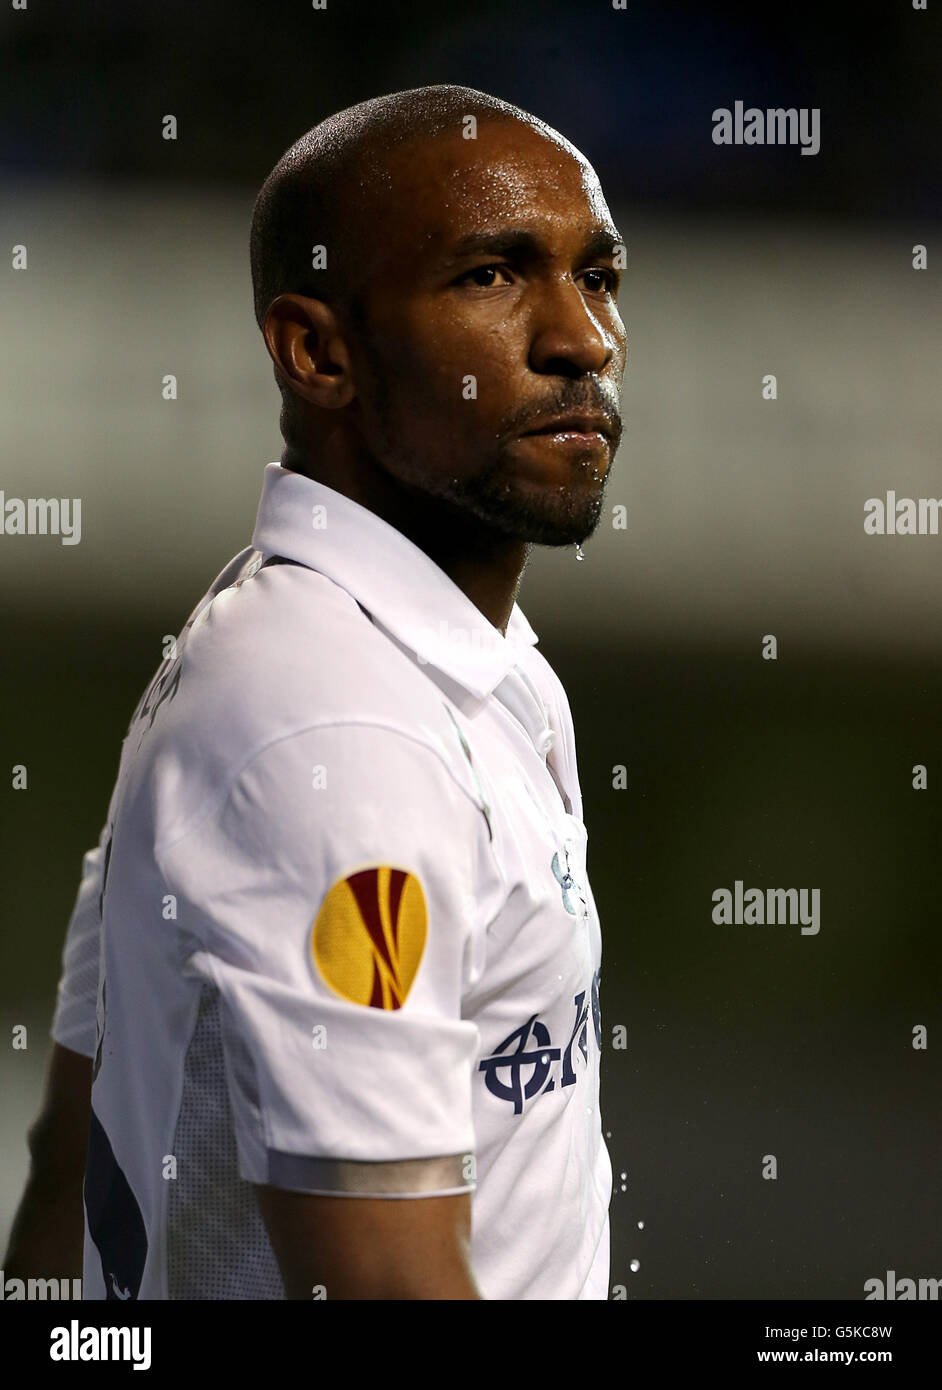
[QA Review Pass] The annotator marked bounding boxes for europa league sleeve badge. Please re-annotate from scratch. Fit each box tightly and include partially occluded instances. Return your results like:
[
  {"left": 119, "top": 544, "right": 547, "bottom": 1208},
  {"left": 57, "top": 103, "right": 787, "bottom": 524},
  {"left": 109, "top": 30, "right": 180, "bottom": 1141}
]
[{"left": 310, "top": 865, "right": 428, "bottom": 1010}]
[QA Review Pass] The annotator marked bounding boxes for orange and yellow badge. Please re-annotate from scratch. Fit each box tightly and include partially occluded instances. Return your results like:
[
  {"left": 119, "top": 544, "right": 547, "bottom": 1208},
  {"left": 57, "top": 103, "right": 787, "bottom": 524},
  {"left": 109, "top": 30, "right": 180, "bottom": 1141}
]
[{"left": 310, "top": 866, "right": 428, "bottom": 1010}]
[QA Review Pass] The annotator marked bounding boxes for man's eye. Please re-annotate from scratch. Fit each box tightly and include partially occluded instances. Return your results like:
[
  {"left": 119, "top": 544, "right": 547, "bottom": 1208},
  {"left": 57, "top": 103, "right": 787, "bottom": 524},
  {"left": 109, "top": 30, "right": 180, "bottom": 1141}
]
[
  {"left": 455, "top": 264, "right": 512, "bottom": 288},
  {"left": 579, "top": 268, "right": 617, "bottom": 294}
]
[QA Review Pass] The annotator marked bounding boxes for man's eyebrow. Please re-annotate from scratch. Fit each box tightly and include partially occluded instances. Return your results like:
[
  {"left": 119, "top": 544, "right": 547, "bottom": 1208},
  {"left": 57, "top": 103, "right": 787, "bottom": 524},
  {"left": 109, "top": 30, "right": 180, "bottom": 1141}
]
[
  {"left": 443, "top": 230, "right": 541, "bottom": 265},
  {"left": 442, "top": 227, "right": 625, "bottom": 266},
  {"left": 582, "top": 228, "right": 625, "bottom": 261}
]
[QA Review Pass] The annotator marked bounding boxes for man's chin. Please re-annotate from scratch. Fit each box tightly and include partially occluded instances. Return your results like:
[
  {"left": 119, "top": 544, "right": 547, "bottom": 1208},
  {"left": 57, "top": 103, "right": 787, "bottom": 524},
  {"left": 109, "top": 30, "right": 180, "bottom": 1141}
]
[
  {"left": 518, "top": 512, "right": 603, "bottom": 547},
  {"left": 488, "top": 449, "right": 612, "bottom": 545},
  {"left": 464, "top": 486, "right": 606, "bottom": 546},
  {"left": 384, "top": 454, "right": 608, "bottom": 546}
]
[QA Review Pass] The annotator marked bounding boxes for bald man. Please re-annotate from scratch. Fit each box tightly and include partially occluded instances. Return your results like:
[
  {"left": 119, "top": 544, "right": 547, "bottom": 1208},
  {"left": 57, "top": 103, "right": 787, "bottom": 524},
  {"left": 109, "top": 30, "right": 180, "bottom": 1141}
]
[{"left": 5, "top": 85, "right": 626, "bottom": 1300}]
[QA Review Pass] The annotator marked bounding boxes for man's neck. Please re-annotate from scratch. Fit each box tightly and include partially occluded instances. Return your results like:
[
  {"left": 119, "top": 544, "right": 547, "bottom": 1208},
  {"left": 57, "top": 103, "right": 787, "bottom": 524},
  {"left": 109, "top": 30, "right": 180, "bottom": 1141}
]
[{"left": 281, "top": 443, "right": 529, "bottom": 636}]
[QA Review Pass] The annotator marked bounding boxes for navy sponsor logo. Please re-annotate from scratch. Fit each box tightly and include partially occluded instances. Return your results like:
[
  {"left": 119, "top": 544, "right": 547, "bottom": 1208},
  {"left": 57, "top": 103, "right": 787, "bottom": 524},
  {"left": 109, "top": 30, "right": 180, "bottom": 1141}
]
[{"left": 479, "top": 968, "right": 601, "bottom": 1113}]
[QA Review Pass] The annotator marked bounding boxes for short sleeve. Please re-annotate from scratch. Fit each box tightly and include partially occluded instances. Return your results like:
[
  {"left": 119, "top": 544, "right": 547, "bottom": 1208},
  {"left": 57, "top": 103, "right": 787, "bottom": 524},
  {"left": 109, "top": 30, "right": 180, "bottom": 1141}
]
[
  {"left": 157, "top": 723, "right": 495, "bottom": 1197},
  {"left": 50, "top": 823, "right": 109, "bottom": 1059}
]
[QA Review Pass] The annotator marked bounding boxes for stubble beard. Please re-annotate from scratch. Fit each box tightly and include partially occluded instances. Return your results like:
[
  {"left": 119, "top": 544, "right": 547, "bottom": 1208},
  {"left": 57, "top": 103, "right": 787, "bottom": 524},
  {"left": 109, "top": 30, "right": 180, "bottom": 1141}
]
[{"left": 369, "top": 401, "right": 610, "bottom": 547}]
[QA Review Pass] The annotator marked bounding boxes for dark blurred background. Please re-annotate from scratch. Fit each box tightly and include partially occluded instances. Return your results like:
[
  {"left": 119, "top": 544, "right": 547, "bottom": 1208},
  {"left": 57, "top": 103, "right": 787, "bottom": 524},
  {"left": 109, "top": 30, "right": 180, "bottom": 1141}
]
[{"left": 2, "top": 0, "right": 940, "bottom": 1299}]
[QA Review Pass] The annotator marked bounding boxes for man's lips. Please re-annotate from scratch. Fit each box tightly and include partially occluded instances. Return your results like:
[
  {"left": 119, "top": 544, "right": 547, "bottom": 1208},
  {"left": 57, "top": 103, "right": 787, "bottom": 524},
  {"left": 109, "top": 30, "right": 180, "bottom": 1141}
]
[{"left": 520, "top": 414, "right": 615, "bottom": 443}]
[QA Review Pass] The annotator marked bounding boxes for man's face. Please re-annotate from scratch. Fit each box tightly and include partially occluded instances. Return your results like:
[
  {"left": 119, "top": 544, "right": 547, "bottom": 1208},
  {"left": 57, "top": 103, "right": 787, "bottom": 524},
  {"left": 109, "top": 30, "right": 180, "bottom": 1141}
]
[{"left": 344, "top": 118, "right": 627, "bottom": 547}]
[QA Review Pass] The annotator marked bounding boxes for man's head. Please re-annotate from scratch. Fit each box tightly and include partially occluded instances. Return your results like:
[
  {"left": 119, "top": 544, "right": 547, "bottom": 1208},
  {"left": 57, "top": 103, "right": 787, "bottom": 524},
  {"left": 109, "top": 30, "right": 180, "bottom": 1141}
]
[{"left": 250, "top": 85, "right": 626, "bottom": 548}]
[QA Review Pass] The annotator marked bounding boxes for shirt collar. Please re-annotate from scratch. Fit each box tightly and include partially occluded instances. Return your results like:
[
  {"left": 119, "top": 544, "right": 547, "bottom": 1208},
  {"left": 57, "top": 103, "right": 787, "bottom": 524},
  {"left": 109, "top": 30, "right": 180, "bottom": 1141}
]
[{"left": 250, "top": 462, "right": 539, "bottom": 700}]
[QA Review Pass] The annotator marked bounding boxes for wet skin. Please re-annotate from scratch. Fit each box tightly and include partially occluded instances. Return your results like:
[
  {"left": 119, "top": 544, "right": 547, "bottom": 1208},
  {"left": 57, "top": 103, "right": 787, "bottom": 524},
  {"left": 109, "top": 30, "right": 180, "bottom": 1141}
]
[{"left": 263, "top": 117, "right": 627, "bottom": 634}]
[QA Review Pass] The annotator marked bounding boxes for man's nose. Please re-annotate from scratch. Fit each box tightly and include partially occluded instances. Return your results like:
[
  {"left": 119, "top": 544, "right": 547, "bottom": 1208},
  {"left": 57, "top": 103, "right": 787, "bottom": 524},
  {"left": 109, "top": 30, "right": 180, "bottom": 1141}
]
[{"left": 527, "top": 279, "right": 616, "bottom": 377}]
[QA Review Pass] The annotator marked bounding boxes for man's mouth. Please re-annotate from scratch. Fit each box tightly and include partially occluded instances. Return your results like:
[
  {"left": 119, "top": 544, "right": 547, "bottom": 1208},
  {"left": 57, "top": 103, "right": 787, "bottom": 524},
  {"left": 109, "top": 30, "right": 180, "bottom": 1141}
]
[{"left": 520, "top": 413, "right": 614, "bottom": 444}]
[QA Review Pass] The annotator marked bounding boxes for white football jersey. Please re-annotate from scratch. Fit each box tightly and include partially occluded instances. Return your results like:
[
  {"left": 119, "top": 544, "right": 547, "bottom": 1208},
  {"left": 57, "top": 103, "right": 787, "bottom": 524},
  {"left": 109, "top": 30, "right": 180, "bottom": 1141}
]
[{"left": 51, "top": 461, "right": 612, "bottom": 1301}]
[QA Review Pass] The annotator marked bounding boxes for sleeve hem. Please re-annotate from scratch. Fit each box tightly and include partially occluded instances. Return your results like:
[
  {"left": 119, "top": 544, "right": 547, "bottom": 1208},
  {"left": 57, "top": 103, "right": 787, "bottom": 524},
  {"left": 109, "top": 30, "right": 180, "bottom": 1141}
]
[
  {"left": 49, "top": 1024, "right": 96, "bottom": 1060},
  {"left": 263, "top": 1148, "right": 475, "bottom": 1197}
]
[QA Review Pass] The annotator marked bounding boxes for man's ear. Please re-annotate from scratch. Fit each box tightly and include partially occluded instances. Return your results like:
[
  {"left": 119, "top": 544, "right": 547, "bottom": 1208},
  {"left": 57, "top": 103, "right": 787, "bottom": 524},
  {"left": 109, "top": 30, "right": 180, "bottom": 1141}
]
[{"left": 261, "top": 294, "right": 356, "bottom": 410}]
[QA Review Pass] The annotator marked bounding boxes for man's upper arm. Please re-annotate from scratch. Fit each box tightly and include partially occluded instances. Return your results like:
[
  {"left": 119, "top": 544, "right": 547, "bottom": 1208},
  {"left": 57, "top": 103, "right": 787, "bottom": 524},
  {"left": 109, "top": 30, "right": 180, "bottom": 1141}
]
[
  {"left": 26, "top": 1042, "right": 92, "bottom": 1179},
  {"left": 2, "top": 1042, "right": 91, "bottom": 1278},
  {"left": 157, "top": 722, "right": 496, "bottom": 1297},
  {"left": 2, "top": 825, "right": 107, "bottom": 1275},
  {"left": 254, "top": 1187, "right": 481, "bottom": 1299}
]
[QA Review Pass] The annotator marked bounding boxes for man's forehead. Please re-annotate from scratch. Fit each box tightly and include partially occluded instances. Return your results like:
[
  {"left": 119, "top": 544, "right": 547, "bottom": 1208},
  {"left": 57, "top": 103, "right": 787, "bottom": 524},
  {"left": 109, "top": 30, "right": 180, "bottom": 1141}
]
[{"left": 379, "top": 122, "right": 615, "bottom": 252}]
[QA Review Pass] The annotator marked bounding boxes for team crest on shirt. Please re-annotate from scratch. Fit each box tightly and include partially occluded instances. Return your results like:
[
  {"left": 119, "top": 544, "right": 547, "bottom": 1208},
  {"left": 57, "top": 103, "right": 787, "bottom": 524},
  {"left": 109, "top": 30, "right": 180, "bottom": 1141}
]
[
  {"left": 310, "top": 866, "right": 427, "bottom": 1009},
  {"left": 551, "top": 839, "right": 588, "bottom": 919}
]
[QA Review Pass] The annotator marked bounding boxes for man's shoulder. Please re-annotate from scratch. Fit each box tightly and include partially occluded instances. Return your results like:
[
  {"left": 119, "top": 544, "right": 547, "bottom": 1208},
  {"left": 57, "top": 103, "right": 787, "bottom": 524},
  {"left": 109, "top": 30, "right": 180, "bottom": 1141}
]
[
  {"left": 123, "top": 559, "right": 470, "bottom": 846},
  {"left": 179, "top": 558, "right": 444, "bottom": 734}
]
